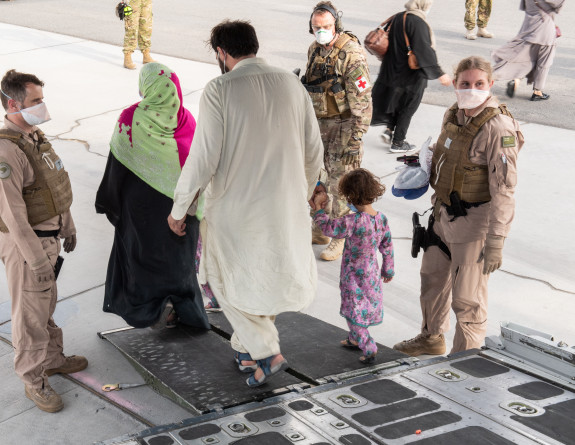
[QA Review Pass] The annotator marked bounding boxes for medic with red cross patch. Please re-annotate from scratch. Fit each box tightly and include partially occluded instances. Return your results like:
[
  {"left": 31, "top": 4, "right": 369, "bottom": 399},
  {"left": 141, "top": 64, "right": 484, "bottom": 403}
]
[{"left": 302, "top": 1, "right": 373, "bottom": 262}]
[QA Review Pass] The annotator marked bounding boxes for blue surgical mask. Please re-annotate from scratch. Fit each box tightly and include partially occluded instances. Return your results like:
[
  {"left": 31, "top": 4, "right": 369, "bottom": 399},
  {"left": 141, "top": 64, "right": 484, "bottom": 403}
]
[{"left": 347, "top": 203, "right": 358, "bottom": 212}]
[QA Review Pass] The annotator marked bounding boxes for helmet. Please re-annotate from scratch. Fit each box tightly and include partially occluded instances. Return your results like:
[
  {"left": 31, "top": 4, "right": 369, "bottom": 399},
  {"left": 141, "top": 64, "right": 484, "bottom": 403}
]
[{"left": 116, "top": 2, "right": 133, "bottom": 21}]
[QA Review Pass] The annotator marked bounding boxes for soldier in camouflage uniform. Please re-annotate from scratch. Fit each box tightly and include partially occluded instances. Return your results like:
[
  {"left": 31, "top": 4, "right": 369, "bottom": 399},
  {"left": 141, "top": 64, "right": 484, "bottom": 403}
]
[
  {"left": 464, "top": 0, "right": 494, "bottom": 40},
  {"left": 303, "top": 1, "right": 372, "bottom": 261},
  {"left": 123, "top": 0, "right": 155, "bottom": 70}
]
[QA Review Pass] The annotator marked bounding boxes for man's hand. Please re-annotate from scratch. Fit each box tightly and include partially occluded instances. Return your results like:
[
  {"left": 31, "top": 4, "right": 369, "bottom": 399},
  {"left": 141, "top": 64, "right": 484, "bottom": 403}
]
[
  {"left": 309, "top": 191, "right": 328, "bottom": 211},
  {"left": 168, "top": 214, "right": 187, "bottom": 236},
  {"left": 32, "top": 261, "right": 54, "bottom": 283},
  {"left": 482, "top": 235, "right": 505, "bottom": 275},
  {"left": 63, "top": 234, "right": 77, "bottom": 253},
  {"left": 341, "top": 141, "right": 361, "bottom": 165},
  {"left": 309, "top": 183, "right": 327, "bottom": 210}
]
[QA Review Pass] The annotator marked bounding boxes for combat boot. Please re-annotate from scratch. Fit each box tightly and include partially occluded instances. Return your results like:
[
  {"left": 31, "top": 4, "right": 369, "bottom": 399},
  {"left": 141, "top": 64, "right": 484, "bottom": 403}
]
[
  {"left": 393, "top": 333, "right": 446, "bottom": 357},
  {"left": 465, "top": 29, "right": 477, "bottom": 40},
  {"left": 124, "top": 52, "right": 136, "bottom": 70},
  {"left": 312, "top": 227, "right": 330, "bottom": 245},
  {"left": 142, "top": 49, "right": 155, "bottom": 64},
  {"left": 320, "top": 238, "right": 345, "bottom": 261},
  {"left": 477, "top": 27, "right": 494, "bottom": 38},
  {"left": 25, "top": 383, "right": 63, "bottom": 413},
  {"left": 45, "top": 355, "right": 88, "bottom": 376}
]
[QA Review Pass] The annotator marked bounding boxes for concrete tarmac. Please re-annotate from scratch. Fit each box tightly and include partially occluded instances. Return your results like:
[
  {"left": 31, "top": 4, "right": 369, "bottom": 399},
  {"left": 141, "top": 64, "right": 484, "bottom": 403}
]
[
  {"left": 0, "top": 11, "right": 574, "bottom": 445},
  {"left": 0, "top": 0, "right": 574, "bottom": 129}
]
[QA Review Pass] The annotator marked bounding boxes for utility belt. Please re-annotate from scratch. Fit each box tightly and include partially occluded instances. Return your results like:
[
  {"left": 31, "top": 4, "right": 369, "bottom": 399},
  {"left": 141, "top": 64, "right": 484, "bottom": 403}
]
[
  {"left": 34, "top": 230, "right": 60, "bottom": 238},
  {"left": 412, "top": 212, "right": 451, "bottom": 260},
  {"left": 442, "top": 191, "right": 488, "bottom": 219}
]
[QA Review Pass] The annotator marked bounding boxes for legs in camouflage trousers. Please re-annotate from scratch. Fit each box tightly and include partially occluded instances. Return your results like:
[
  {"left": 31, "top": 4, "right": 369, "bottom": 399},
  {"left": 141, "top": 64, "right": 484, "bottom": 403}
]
[
  {"left": 123, "top": 0, "right": 153, "bottom": 53},
  {"left": 464, "top": 0, "right": 492, "bottom": 30},
  {"left": 318, "top": 117, "right": 361, "bottom": 219}
]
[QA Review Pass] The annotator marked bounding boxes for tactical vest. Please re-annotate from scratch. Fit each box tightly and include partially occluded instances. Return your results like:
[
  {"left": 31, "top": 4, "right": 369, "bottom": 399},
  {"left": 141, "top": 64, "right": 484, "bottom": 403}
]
[
  {"left": 430, "top": 103, "right": 513, "bottom": 207},
  {"left": 0, "top": 129, "right": 73, "bottom": 233},
  {"left": 303, "top": 33, "right": 356, "bottom": 118}
]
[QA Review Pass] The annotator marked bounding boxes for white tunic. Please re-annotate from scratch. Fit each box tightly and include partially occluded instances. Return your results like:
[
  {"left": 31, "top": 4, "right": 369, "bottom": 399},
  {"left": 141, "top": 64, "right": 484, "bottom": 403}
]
[{"left": 171, "top": 57, "right": 324, "bottom": 315}]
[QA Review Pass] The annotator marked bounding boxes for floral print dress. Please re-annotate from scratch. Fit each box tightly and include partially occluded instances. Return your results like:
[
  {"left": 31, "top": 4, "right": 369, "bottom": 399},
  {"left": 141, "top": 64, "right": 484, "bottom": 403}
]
[{"left": 314, "top": 210, "right": 394, "bottom": 327}]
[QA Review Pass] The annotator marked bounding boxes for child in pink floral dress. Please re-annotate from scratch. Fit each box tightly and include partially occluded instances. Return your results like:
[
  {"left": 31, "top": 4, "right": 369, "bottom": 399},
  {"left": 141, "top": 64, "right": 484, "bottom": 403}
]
[{"left": 310, "top": 168, "right": 394, "bottom": 364}]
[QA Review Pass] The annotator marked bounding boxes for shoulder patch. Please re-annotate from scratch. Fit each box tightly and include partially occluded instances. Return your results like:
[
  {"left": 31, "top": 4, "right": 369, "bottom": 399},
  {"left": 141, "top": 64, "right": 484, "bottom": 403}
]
[
  {"left": 338, "top": 49, "right": 347, "bottom": 60},
  {"left": 501, "top": 135, "right": 516, "bottom": 147},
  {"left": 349, "top": 67, "right": 363, "bottom": 80},
  {"left": 0, "top": 162, "right": 12, "bottom": 179}
]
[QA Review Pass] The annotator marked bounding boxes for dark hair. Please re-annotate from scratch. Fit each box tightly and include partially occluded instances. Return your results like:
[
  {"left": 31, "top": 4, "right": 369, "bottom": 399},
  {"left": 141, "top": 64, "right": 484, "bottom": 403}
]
[
  {"left": 1, "top": 69, "right": 44, "bottom": 110},
  {"left": 338, "top": 168, "right": 386, "bottom": 206},
  {"left": 209, "top": 20, "right": 259, "bottom": 58}
]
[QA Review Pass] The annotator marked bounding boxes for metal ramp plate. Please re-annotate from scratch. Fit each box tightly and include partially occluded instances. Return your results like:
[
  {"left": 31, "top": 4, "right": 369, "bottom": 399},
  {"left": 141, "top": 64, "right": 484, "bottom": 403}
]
[
  {"left": 99, "top": 312, "right": 407, "bottom": 414},
  {"left": 100, "top": 350, "right": 575, "bottom": 445}
]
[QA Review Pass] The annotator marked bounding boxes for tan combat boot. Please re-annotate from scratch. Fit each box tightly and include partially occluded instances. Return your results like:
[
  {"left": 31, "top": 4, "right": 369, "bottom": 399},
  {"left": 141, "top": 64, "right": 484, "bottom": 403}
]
[
  {"left": 465, "top": 29, "right": 477, "bottom": 40},
  {"left": 124, "top": 52, "right": 136, "bottom": 70},
  {"left": 312, "top": 227, "right": 330, "bottom": 245},
  {"left": 142, "top": 49, "right": 155, "bottom": 64},
  {"left": 25, "top": 383, "right": 63, "bottom": 413},
  {"left": 45, "top": 355, "right": 88, "bottom": 376},
  {"left": 393, "top": 333, "right": 446, "bottom": 357},
  {"left": 320, "top": 238, "right": 345, "bottom": 261},
  {"left": 477, "top": 27, "right": 494, "bottom": 38}
]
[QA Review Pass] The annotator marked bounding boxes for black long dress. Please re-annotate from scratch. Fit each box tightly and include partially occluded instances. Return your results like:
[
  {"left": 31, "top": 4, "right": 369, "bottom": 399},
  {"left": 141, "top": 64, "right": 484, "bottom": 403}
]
[
  {"left": 371, "top": 13, "right": 444, "bottom": 142},
  {"left": 95, "top": 155, "right": 210, "bottom": 330}
]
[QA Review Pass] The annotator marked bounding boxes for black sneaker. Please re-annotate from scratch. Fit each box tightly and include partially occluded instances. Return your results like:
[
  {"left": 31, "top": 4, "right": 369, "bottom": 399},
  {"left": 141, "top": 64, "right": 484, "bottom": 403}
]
[
  {"left": 530, "top": 92, "right": 550, "bottom": 101},
  {"left": 390, "top": 140, "right": 416, "bottom": 153},
  {"left": 380, "top": 129, "right": 393, "bottom": 145}
]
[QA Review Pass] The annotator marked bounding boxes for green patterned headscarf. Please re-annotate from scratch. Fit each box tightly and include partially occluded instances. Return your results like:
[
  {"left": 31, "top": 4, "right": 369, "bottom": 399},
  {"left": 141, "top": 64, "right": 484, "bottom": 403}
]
[{"left": 110, "top": 62, "right": 196, "bottom": 198}]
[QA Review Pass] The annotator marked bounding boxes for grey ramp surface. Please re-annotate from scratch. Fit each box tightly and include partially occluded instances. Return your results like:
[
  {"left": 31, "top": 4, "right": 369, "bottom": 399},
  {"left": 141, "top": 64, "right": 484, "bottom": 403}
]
[
  {"left": 209, "top": 311, "right": 407, "bottom": 381},
  {"left": 510, "top": 399, "right": 575, "bottom": 445},
  {"left": 101, "top": 324, "right": 302, "bottom": 413}
]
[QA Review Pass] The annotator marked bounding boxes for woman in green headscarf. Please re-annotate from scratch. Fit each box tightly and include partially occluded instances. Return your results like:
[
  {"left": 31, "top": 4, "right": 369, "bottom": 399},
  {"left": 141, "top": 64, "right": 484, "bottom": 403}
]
[{"left": 96, "top": 62, "right": 209, "bottom": 330}]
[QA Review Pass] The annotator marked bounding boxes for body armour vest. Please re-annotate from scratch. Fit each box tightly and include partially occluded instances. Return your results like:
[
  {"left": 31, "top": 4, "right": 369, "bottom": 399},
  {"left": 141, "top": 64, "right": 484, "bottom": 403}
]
[
  {"left": 0, "top": 129, "right": 73, "bottom": 233},
  {"left": 303, "top": 33, "right": 355, "bottom": 118},
  {"left": 430, "top": 103, "right": 513, "bottom": 207}
]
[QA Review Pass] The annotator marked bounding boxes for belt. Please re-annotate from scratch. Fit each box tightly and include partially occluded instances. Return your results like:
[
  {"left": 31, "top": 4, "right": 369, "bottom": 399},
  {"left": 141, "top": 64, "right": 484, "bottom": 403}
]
[{"left": 34, "top": 230, "right": 60, "bottom": 238}]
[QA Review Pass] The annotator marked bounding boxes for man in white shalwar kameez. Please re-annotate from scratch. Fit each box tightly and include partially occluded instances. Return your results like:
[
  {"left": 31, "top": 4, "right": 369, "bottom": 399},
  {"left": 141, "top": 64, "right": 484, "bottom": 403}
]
[{"left": 168, "top": 20, "right": 324, "bottom": 387}]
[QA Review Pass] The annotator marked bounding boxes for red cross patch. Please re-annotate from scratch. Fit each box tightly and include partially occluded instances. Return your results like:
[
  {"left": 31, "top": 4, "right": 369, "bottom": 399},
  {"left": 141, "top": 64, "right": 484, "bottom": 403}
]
[{"left": 354, "top": 75, "right": 369, "bottom": 93}]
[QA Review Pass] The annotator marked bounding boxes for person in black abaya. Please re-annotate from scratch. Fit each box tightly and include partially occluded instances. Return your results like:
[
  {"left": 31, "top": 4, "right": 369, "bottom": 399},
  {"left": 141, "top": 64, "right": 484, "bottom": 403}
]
[
  {"left": 371, "top": 0, "right": 451, "bottom": 153},
  {"left": 95, "top": 62, "right": 209, "bottom": 331}
]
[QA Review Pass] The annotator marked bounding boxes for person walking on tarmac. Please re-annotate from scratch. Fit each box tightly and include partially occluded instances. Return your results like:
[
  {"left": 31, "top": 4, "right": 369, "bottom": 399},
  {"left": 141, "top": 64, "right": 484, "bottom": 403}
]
[
  {"left": 302, "top": 1, "right": 372, "bottom": 261},
  {"left": 0, "top": 70, "right": 87, "bottom": 412},
  {"left": 123, "top": 0, "right": 155, "bottom": 70},
  {"left": 393, "top": 56, "right": 524, "bottom": 356}
]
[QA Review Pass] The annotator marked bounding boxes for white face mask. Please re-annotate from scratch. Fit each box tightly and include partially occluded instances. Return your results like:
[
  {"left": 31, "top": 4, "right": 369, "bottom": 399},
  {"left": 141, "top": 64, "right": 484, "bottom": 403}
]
[
  {"left": 1, "top": 89, "right": 51, "bottom": 126},
  {"left": 455, "top": 89, "right": 490, "bottom": 110},
  {"left": 315, "top": 29, "right": 334, "bottom": 45},
  {"left": 16, "top": 102, "right": 52, "bottom": 126}
]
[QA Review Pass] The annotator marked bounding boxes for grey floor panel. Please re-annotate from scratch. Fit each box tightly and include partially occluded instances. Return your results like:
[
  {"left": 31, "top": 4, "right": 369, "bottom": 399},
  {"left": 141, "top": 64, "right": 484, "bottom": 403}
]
[
  {"left": 209, "top": 311, "right": 407, "bottom": 382},
  {"left": 406, "top": 426, "right": 516, "bottom": 445},
  {"left": 508, "top": 381, "right": 565, "bottom": 400},
  {"left": 511, "top": 399, "right": 575, "bottom": 445},
  {"left": 102, "top": 347, "right": 575, "bottom": 445}
]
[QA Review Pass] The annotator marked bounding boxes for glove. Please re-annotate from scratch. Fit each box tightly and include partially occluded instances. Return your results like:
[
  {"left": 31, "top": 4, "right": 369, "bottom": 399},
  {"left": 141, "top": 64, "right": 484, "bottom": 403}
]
[
  {"left": 63, "top": 234, "right": 77, "bottom": 253},
  {"left": 32, "top": 261, "right": 55, "bottom": 283},
  {"left": 341, "top": 140, "right": 362, "bottom": 165},
  {"left": 482, "top": 235, "right": 505, "bottom": 275}
]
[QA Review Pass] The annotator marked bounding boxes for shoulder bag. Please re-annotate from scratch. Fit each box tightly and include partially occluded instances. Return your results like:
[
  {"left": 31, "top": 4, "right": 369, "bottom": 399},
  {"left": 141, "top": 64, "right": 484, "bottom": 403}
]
[
  {"left": 364, "top": 15, "right": 394, "bottom": 60},
  {"left": 403, "top": 13, "right": 420, "bottom": 70}
]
